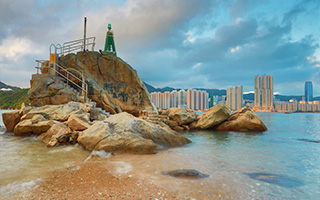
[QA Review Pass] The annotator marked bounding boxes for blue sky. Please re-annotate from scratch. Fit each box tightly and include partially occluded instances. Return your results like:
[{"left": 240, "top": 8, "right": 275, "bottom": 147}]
[{"left": 0, "top": 0, "right": 319, "bottom": 96}]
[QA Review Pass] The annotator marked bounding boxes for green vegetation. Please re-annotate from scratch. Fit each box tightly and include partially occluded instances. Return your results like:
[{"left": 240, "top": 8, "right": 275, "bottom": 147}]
[{"left": 0, "top": 89, "right": 30, "bottom": 109}]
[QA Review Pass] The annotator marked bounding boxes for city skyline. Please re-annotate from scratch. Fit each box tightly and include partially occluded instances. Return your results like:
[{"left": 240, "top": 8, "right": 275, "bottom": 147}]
[
  {"left": 151, "top": 89, "right": 209, "bottom": 110},
  {"left": 0, "top": 0, "right": 319, "bottom": 96}
]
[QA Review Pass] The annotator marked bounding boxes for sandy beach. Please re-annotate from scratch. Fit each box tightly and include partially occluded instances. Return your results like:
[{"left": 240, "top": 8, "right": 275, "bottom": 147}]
[{"left": 5, "top": 153, "right": 232, "bottom": 200}]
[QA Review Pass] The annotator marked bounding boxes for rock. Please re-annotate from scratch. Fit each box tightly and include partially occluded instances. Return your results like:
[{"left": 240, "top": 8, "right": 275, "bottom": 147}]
[
  {"left": 181, "top": 124, "right": 190, "bottom": 130},
  {"left": 2, "top": 111, "right": 21, "bottom": 131},
  {"left": 40, "top": 123, "right": 71, "bottom": 147},
  {"left": 162, "top": 169, "right": 209, "bottom": 179},
  {"left": 28, "top": 74, "right": 83, "bottom": 107},
  {"left": 77, "top": 112, "right": 191, "bottom": 154},
  {"left": 191, "top": 103, "right": 230, "bottom": 129},
  {"left": 21, "top": 101, "right": 92, "bottom": 122},
  {"left": 167, "top": 120, "right": 178, "bottom": 128},
  {"left": 67, "top": 114, "right": 90, "bottom": 131},
  {"left": 173, "top": 126, "right": 184, "bottom": 131},
  {"left": 215, "top": 106, "right": 267, "bottom": 132},
  {"left": 166, "top": 108, "right": 197, "bottom": 125},
  {"left": 29, "top": 51, "right": 157, "bottom": 116},
  {"left": 19, "top": 102, "right": 32, "bottom": 116},
  {"left": 31, "top": 114, "right": 46, "bottom": 124},
  {"left": 90, "top": 108, "right": 99, "bottom": 121},
  {"left": 32, "top": 120, "right": 54, "bottom": 135},
  {"left": 14, "top": 119, "right": 33, "bottom": 136}
]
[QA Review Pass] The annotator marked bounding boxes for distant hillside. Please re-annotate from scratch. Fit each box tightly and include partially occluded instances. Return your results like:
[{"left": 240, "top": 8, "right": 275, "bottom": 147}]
[
  {"left": 0, "top": 81, "right": 21, "bottom": 91},
  {"left": 143, "top": 82, "right": 176, "bottom": 93},
  {"left": 0, "top": 88, "right": 30, "bottom": 109},
  {"left": 143, "top": 82, "right": 226, "bottom": 95}
]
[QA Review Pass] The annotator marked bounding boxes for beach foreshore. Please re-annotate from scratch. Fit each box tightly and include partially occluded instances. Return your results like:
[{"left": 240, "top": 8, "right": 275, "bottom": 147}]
[{"left": 4, "top": 155, "right": 230, "bottom": 200}]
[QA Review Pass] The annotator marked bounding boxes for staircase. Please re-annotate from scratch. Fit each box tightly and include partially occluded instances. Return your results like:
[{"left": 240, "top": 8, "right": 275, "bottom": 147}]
[
  {"left": 148, "top": 111, "right": 159, "bottom": 123},
  {"left": 35, "top": 59, "right": 90, "bottom": 103}
]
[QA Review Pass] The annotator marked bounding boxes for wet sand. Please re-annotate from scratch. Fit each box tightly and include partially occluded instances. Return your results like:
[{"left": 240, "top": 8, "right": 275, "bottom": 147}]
[{"left": 5, "top": 154, "right": 233, "bottom": 200}]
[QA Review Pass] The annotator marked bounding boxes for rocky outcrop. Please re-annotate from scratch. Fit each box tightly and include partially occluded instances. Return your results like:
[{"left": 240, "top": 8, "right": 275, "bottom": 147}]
[
  {"left": 28, "top": 73, "right": 83, "bottom": 107},
  {"left": 191, "top": 104, "right": 230, "bottom": 129},
  {"left": 215, "top": 106, "right": 267, "bottom": 132},
  {"left": 77, "top": 112, "right": 191, "bottom": 154},
  {"left": 28, "top": 51, "right": 157, "bottom": 116},
  {"left": 166, "top": 107, "right": 197, "bottom": 126},
  {"left": 12, "top": 102, "right": 93, "bottom": 137},
  {"left": 2, "top": 111, "right": 21, "bottom": 131},
  {"left": 21, "top": 101, "right": 92, "bottom": 122},
  {"left": 39, "top": 123, "right": 72, "bottom": 147}
]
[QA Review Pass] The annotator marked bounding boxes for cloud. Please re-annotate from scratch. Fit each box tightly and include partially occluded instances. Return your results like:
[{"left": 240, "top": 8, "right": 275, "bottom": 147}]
[
  {"left": 230, "top": 46, "right": 241, "bottom": 53},
  {"left": 0, "top": 0, "right": 319, "bottom": 96}
]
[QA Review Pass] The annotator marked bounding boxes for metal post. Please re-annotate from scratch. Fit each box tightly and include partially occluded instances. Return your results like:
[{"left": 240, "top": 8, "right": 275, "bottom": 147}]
[
  {"left": 83, "top": 17, "right": 87, "bottom": 51},
  {"left": 82, "top": 17, "right": 86, "bottom": 98}
]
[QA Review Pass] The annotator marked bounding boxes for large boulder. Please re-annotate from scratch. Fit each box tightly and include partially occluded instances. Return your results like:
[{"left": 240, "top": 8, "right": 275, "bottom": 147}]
[
  {"left": 215, "top": 106, "right": 267, "bottom": 132},
  {"left": 14, "top": 119, "right": 33, "bottom": 136},
  {"left": 2, "top": 111, "right": 21, "bottom": 131},
  {"left": 21, "top": 101, "right": 92, "bottom": 122},
  {"left": 13, "top": 117, "right": 55, "bottom": 136},
  {"left": 39, "top": 123, "right": 71, "bottom": 147},
  {"left": 32, "top": 120, "right": 55, "bottom": 135},
  {"left": 166, "top": 107, "right": 197, "bottom": 125},
  {"left": 67, "top": 114, "right": 90, "bottom": 131},
  {"left": 77, "top": 112, "right": 191, "bottom": 154},
  {"left": 29, "top": 51, "right": 157, "bottom": 116},
  {"left": 28, "top": 73, "right": 83, "bottom": 107},
  {"left": 191, "top": 104, "right": 230, "bottom": 129}
]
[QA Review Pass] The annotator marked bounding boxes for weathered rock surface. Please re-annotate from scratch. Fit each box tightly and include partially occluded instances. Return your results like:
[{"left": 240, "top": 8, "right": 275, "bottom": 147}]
[
  {"left": 21, "top": 101, "right": 92, "bottom": 122},
  {"left": 67, "top": 114, "right": 90, "bottom": 131},
  {"left": 32, "top": 120, "right": 55, "bottom": 135},
  {"left": 14, "top": 119, "right": 33, "bottom": 136},
  {"left": 191, "top": 104, "right": 230, "bottom": 129},
  {"left": 166, "top": 107, "right": 197, "bottom": 126},
  {"left": 39, "top": 123, "right": 71, "bottom": 147},
  {"left": 78, "top": 112, "right": 191, "bottom": 154},
  {"left": 29, "top": 51, "right": 157, "bottom": 116},
  {"left": 2, "top": 111, "right": 21, "bottom": 131},
  {"left": 215, "top": 106, "right": 267, "bottom": 132},
  {"left": 28, "top": 73, "right": 83, "bottom": 107}
]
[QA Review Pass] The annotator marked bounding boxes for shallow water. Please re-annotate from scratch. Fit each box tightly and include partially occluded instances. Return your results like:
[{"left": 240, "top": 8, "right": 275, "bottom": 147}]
[{"left": 1, "top": 110, "right": 320, "bottom": 199}]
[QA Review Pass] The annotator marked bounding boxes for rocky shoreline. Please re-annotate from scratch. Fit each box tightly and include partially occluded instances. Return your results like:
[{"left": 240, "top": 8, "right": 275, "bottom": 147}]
[{"left": 2, "top": 101, "right": 267, "bottom": 154}]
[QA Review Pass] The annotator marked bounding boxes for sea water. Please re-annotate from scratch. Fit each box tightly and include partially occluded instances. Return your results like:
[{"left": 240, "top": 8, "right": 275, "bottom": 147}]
[{"left": 0, "top": 110, "right": 319, "bottom": 199}]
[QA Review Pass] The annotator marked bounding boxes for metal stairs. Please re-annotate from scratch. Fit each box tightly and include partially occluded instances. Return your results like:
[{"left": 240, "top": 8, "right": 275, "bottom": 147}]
[{"left": 35, "top": 59, "right": 90, "bottom": 103}]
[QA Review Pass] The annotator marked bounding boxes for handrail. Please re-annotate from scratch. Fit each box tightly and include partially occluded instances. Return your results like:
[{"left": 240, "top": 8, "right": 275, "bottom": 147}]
[
  {"left": 59, "top": 37, "right": 96, "bottom": 56},
  {"left": 35, "top": 59, "right": 88, "bottom": 98},
  {"left": 49, "top": 37, "right": 96, "bottom": 56}
]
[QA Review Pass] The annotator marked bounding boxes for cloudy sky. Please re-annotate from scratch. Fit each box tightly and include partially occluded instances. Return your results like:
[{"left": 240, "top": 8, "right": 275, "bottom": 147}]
[{"left": 0, "top": 0, "right": 319, "bottom": 96}]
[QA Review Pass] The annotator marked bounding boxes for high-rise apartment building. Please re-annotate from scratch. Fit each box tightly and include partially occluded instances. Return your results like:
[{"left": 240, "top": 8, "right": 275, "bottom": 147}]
[
  {"left": 226, "top": 85, "right": 243, "bottom": 110},
  {"left": 254, "top": 75, "right": 273, "bottom": 109},
  {"left": 177, "top": 89, "right": 186, "bottom": 108},
  {"left": 305, "top": 81, "right": 313, "bottom": 102},
  {"left": 254, "top": 75, "right": 261, "bottom": 108},
  {"left": 151, "top": 89, "right": 208, "bottom": 110}
]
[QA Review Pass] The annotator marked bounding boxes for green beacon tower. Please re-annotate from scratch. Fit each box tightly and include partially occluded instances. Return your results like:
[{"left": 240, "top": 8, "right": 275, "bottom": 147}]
[{"left": 104, "top": 24, "right": 117, "bottom": 56}]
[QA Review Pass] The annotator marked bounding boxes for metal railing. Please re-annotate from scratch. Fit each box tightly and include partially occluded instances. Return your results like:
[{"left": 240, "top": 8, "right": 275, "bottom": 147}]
[
  {"left": 49, "top": 37, "right": 96, "bottom": 56},
  {"left": 35, "top": 60, "right": 88, "bottom": 98}
]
